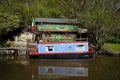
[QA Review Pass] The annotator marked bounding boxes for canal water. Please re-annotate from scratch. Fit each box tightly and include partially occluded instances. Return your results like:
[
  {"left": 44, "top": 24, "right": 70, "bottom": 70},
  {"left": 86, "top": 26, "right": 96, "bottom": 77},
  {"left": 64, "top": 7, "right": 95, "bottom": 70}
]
[{"left": 0, "top": 55, "right": 119, "bottom": 80}]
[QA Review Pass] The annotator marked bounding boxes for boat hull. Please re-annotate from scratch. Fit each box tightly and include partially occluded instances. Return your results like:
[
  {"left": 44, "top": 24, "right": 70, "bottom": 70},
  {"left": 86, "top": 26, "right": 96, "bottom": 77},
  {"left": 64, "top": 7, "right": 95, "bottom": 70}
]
[
  {"left": 29, "top": 50, "right": 95, "bottom": 59},
  {"left": 29, "top": 53, "right": 94, "bottom": 59}
]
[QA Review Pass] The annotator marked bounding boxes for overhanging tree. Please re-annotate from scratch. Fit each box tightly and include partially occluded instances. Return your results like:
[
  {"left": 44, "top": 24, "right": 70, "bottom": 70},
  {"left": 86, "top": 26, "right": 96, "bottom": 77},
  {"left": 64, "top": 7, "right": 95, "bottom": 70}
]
[
  {"left": 59, "top": 0, "right": 120, "bottom": 52},
  {"left": 0, "top": 11, "right": 20, "bottom": 41}
]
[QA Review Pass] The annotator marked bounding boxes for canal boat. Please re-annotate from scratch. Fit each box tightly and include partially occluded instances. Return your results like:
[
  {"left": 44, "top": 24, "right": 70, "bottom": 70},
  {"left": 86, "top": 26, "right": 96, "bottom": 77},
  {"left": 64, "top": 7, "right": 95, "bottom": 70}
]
[{"left": 29, "top": 18, "right": 95, "bottom": 59}]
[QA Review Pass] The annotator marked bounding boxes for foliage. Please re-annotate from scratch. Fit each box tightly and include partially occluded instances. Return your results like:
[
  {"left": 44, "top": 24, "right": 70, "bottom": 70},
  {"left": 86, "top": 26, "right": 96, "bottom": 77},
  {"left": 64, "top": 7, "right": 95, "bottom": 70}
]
[
  {"left": 0, "top": 0, "right": 61, "bottom": 31},
  {"left": 0, "top": 11, "right": 20, "bottom": 41},
  {"left": 0, "top": 11, "right": 20, "bottom": 32},
  {"left": 0, "top": 0, "right": 61, "bottom": 41},
  {"left": 59, "top": 0, "right": 120, "bottom": 51},
  {"left": 29, "top": 0, "right": 60, "bottom": 18},
  {"left": 107, "top": 30, "right": 120, "bottom": 43}
]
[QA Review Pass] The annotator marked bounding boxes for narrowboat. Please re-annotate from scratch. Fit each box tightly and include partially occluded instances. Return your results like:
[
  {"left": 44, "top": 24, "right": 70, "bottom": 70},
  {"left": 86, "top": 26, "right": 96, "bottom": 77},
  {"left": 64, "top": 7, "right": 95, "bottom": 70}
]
[{"left": 29, "top": 18, "right": 95, "bottom": 59}]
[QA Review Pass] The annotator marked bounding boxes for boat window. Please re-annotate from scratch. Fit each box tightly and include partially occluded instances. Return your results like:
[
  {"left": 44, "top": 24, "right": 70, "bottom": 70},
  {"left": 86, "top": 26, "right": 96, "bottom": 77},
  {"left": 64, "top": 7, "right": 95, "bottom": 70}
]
[
  {"left": 45, "top": 46, "right": 54, "bottom": 51},
  {"left": 68, "top": 46, "right": 72, "bottom": 51},
  {"left": 76, "top": 45, "right": 84, "bottom": 51},
  {"left": 46, "top": 68, "right": 54, "bottom": 73}
]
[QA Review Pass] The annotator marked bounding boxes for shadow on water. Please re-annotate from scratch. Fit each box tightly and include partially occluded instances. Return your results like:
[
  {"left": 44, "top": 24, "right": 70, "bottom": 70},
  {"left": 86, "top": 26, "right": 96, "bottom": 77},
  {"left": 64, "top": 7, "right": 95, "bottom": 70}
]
[{"left": 0, "top": 55, "right": 120, "bottom": 80}]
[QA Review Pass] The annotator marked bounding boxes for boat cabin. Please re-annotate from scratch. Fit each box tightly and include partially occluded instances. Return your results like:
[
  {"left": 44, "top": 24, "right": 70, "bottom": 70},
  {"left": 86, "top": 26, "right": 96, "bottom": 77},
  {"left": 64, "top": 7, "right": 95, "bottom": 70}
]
[{"left": 32, "top": 18, "right": 88, "bottom": 43}]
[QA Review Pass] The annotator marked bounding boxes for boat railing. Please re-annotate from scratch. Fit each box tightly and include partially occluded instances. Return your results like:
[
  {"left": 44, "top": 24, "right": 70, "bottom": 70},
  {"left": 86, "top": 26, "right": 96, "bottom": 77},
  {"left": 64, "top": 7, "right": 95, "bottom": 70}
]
[{"left": 41, "top": 37, "right": 88, "bottom": 42}]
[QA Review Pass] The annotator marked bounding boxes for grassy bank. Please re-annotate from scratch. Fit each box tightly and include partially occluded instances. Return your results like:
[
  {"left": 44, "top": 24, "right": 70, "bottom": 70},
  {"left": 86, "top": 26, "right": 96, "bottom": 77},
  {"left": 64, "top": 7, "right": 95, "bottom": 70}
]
[{"left": 104, "top": 43, "right": 120, "bottom": 52}]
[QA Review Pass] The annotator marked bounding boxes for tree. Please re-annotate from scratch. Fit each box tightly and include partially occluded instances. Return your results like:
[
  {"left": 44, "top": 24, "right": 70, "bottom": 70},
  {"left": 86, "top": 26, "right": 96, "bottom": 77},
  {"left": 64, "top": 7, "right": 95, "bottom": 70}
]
[
  {"left": 29, "top": 0, "right": 60, "bottom": 18},
  {"left": 59, "top": 0, "right": 120, "bottom": 52},
  {"left": 0, "top": 0, "right": 32, "bottom": 41},
  {"left": 0, "top": 0, "right": 61, "bottom": 41},
  {"left": 0, "top": 11, "right": 20, "bottom": 41}
]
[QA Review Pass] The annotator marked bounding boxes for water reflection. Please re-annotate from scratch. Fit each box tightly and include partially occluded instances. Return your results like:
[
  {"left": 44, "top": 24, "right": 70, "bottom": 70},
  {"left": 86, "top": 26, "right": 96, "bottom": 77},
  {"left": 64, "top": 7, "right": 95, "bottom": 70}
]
[
  {"left": 0, "top": 56, "right": 31, "bottom": 80},
  {"left": 39, "top": 66, "right": 88, "bottom": 76},
  {"left": 0, "top": 55, "right": 29, "bottom": 65},
  {"left": 31, "top": 66, "right": 88, "bottom": 80},
  {"left": 29, "top": 59, "right": 91, "bottom": 80},
  {"left": 0, "top": 55, "right": 19, "bottom": 60},
  {"left": 0, "top": 55, "right": 120, "bottom": 80}
]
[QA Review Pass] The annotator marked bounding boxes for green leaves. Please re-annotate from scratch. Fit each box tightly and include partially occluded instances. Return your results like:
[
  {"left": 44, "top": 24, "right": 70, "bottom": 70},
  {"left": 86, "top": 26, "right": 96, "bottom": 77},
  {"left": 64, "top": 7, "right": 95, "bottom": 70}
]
[
  {"left": 59, "top": 0, "right": 120, "bottom": 51},
  {"left": 29, "top": 0, "right": 60, "bottom": 18},
  {"left": 0, "top": 11, "right": 20, "bottom": 32}
]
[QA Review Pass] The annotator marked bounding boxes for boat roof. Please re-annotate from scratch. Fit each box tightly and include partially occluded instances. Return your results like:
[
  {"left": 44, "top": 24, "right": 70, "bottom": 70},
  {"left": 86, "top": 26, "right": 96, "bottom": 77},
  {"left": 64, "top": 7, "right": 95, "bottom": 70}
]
[{"left": 34, "top": 18, "right": 79, "bottom": 24}]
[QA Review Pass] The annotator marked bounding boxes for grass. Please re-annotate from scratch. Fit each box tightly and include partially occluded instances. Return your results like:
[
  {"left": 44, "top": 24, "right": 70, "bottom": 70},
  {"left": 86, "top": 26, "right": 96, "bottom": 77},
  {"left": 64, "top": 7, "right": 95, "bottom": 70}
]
[{"left": 104, "top": 43, "right": 120, "bottom": 52}]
